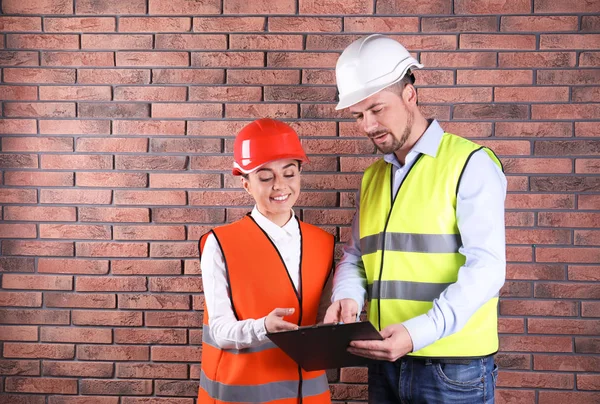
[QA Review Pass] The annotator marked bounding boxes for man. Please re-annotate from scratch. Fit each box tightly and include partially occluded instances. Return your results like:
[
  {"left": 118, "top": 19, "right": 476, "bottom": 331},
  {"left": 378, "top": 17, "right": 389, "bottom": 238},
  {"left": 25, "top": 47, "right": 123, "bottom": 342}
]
[{"left": 324, "top": 34, "right": 506, "bottom": 403}]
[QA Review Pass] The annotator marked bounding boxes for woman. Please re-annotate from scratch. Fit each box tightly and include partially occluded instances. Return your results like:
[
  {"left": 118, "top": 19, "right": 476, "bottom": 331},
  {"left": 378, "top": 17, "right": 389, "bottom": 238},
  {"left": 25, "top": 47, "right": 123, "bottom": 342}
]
[{"left": 198, "top": 118, "right": 334, "bottom": 404}]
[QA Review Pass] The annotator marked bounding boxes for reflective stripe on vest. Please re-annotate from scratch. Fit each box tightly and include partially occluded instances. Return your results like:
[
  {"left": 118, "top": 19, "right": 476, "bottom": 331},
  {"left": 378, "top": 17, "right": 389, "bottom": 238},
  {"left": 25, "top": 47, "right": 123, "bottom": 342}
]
[
  {"left": 200, "top": 369, "right": 329, "bottom": 403},
  {"left": 202, "top": 324, "right": 278, "bottom": 354},
  {"left": 359, "top": 133, "right": 503, "bottom": 358}
]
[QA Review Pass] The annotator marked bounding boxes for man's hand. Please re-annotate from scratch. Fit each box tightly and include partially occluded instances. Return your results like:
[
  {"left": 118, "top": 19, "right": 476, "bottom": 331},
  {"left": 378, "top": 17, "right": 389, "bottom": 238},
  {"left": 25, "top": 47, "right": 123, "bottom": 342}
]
[
  {"left": 264, "top": 308, "right": 298, "bottom": 333},
  {"left": 323, "top": 298, "right": 359, "bottom": 324},
  {"left": 347, "top": 323, "right": 413, "bottom": 362}
]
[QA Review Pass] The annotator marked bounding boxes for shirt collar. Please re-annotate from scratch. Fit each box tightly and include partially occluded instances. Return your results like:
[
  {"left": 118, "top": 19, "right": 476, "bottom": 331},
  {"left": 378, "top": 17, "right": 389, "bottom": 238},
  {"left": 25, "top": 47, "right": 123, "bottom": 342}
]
[
  {"left": 250, "top": 206, "right": 299, "bottom": 241},
  {"left": 383, "top": 120, "right": 445, "bottom": 167}
]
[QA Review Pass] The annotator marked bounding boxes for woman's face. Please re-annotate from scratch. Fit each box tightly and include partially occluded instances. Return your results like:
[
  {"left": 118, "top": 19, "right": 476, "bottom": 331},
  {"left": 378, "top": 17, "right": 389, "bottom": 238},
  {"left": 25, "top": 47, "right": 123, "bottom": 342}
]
[{"left": 242, "top": 159, "right": 301, "bottom": 227}]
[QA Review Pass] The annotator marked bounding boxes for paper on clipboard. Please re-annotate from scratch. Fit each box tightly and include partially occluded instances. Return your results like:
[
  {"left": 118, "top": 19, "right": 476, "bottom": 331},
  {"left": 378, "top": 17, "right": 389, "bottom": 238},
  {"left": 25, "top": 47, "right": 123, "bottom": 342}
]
[{"left": 266, "top": 321, "right": 383, "bottom": 371}]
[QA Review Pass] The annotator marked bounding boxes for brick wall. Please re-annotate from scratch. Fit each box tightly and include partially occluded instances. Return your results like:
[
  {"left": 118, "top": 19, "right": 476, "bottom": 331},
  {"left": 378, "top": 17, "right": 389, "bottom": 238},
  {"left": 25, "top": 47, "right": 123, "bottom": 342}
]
[{"left": 0, "top": 0, "right": 599, "bottom": 403}]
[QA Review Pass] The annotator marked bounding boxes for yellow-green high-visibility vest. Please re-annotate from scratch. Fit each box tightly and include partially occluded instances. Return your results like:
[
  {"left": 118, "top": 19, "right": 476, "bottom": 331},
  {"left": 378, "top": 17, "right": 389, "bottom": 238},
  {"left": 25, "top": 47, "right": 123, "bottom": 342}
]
[{"left": 359, "top": 132, "right": 503, "bottom": 358}]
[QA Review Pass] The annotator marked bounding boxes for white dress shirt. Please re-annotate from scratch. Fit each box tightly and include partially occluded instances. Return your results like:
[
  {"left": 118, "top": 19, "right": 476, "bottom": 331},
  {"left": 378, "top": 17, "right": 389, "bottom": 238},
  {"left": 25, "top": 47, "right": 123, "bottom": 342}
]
[
  {"left": 332, "top": 120, "right": 507, "bottom": 352},
  {"left": 201, "top": 207, "right": 332, "bottom": 350}
]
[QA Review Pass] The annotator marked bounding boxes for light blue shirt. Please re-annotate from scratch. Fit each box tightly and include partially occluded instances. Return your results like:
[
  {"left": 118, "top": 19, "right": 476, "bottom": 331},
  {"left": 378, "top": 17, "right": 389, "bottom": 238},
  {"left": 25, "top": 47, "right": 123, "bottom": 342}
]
[{"left": 332, "top": 120, "right": 507, "bottom": 352}]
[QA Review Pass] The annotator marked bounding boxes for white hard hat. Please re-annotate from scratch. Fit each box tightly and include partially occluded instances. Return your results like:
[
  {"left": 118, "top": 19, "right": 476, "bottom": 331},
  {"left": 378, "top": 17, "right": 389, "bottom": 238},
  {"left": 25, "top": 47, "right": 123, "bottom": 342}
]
[{"left": 335, "top": 34, "right": 424, "bottom": 110}]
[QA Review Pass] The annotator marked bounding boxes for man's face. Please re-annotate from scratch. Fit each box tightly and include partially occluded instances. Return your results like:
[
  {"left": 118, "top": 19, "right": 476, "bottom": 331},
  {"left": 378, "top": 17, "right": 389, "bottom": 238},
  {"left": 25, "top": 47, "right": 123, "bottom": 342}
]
[{"left": 348, "top": 87, "right": 414, "bottom": 155}]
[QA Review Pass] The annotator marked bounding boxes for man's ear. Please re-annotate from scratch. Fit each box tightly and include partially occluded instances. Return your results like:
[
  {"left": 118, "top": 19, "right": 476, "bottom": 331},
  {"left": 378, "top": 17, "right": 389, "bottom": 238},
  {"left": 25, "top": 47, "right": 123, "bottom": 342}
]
[{"left": 403, "top": 83, "right": 417, "bottom": 105}]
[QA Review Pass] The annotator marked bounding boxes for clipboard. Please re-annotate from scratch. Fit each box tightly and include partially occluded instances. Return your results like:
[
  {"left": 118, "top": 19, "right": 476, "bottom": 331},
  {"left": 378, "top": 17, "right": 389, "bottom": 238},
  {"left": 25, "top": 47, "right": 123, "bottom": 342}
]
[{"left": 266, "top": 321, "right": 383, "bottom": 371}]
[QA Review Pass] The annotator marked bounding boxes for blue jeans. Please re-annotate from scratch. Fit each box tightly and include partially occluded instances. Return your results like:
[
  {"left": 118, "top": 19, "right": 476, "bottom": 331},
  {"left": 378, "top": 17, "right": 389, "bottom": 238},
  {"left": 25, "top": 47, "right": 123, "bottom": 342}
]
[{"left": 368, "top": 356, "right": 498, "bottom": 404}]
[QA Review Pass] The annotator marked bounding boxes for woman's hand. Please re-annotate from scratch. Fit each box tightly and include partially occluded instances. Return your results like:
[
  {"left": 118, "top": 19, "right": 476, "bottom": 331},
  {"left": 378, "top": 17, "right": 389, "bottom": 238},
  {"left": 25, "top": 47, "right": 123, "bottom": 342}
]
[{"left": 265, "top": 308, "right": 299, "bottom": 333}]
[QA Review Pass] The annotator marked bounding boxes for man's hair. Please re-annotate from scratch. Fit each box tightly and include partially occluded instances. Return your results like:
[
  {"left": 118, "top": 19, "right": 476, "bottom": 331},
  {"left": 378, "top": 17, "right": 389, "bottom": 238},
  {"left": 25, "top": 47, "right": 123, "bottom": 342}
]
[{"left": 387, "top": 71, "right": 416, "bottom": 96}]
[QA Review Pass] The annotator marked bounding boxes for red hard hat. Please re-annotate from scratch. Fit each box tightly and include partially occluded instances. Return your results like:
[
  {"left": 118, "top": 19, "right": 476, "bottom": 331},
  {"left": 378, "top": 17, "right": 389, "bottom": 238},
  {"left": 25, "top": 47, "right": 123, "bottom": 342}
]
[{"left": 232, "top": 118, "right": 308, "bottom": 176}]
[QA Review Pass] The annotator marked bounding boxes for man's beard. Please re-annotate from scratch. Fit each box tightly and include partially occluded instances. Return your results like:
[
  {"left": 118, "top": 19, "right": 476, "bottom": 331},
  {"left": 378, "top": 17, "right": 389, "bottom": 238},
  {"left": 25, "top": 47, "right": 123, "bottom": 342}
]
[{"left": 369, "top": 112, "right": 413, "bottom": 154}]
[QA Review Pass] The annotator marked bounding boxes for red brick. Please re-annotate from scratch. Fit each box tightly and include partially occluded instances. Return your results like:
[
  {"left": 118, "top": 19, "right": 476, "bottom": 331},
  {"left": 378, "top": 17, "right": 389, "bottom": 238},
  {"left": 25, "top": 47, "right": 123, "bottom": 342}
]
[
  {"left": 76, "top": 242, "right": 148, "bottom": 258},
  {"left": 40, "top": 86, "right": 112, "bottom": 101},
  {"left": 151, "top": 103, "right": 221, "bottom": 119},
  {"left": 78, "top": 207, "right": 150, "bottom": 223},
  {"left": 454, "top": 104, "right": 528, "bottom": 120},
  {"left": 114, "top": 86, "right": 186, "bottom": 102},
  {"left": 76, "top": 276, "right": 146, "bottom": 292},
  {"left": 531, "top": 176, "right": 600, "bottom": 192},
  {"left": 76, "top": 137, "right": 147, "bottom": 152},
  {"left": 43, "top": 361, "right": 113, "bottom": 377},
  {"left": 2, "top": 274, "right": 72, "bottom": 291},
  {"left": 77, "top": 345, "right": 148, "bottom": 361},
  {"left": 79, "top": 102, "right": 150, "bottom": 118},
  {"left": 506, "top": 246, "right": 533, "bottom": 262},
  {"left": 40, "top": 321, "right": 109, "bottom": 341},
  {"left": 497, "top": 371, "right": 573, "bottom": 389},
  {"left": 114, "top": 328, "right": 187, "bottom": 345},
  {"left": 228, "top": 69, "right": 299, "bottom": 84},
  {"left": 224, "top": 0, "right": 294, "bottom": 13},
  {"left": 535, "top": 0, "right": 600, "bottom": 12},
  {"left": 0, "top": 359, "right": 40, "bottom": 375},
  {"left": 4, "top": 68, "right": 74, "bottom": 84},
  {"left": 189, "top": 155, "right": 231, "bottom": 170},
  {"left": 422, "top": 16, "right": 497, "bottom": 32},
  {"left": 455, "top": 0, "right": 529, "bottom": 13},
  {"left": 478, "top": 140, "right": 531, "bottom": 155},
  {"left": 73, "top": 311, "right": 143, "bottom": 327},
  {"left": 576, "top": 230, "right": 600, "bottom": 246},
  {"left": 539, "top": 392, "right": 600, "bottom": 404},
  {"left": 230, "top": 34, "right": 303, "bottom": 50},
  {"left": 153, "top": 208, "right": 225, "bottom": 223},
  {"left": 226, "top": 103, "right": 297, "bottom": 118},
  {"left": 542, "top": 34, "right": 600, "bottom": 50},
  {"left": 76, "top": 172, "right": 147, "bottom": 188},
  {"left": 343, "top": 17, "right": 417, "bottom": 32},
  {"left": 152, "top": 68, "right": 224, "bottom": 84},
  {"left": 537, "top": 248, "right": 600, "bottom": 264},
  {"left": 577, "top": 375, "right": 600, "bottom": 391},
  {"left": 457, "top": 69, "right": 532, "bottom": 85},
  {"left": 0, "top": 188, "right": 37, "bottom": 203},
  {"left": 5, "top": 376, "right": 77, "bottom": 394},
  {"left": 500, "top": 51, "right": 576, "bottom": 68},
  {"left": 0, "top": 85, "right": 37, "bottom": 101},
  {"left": 264, "top": 86, "right": 337, "bottom": 102},
  {"left": 150, "top": 138, "right": 220, "bottom": 153},
  {"left": 111, "top": 260, "right": 181, "bottom": 275},
  {"left": 2, "top": 241, "right": 73, "bottom": 257},
  {"left": 269, "top": 17, "right": 340, "bottom": 33},
  {"left": 500, "top": 335, "right": 572, "bottom": 352},
  {"left": 148, "top": 277, "right": 202, "bottom": 293},
  {"left": 118, "top": 294, "right": 190, "bottom": 310},
  {"left": 40, "top": 189, "right": 112, "bottom": 204},
  {"left": 506, "top": 194, "right": 574, "bottom": 210},
  {"left": 376, "top": 0, "right": 451, "bottom": 14},
  {"left": 495, "top": 87, "right": 569, "bottom": 102},
  {"left": 116, "top": 363, "right": 188, "bottom": 379},
  {"left": 0, "top": 223, "right": 36, "bottom": 239},
  {"left": 501, "top": 299, "right": 576, "bottom": 317},
  {"left": 4, "top": 206, "right": 75, "bottom": 222},
  {"left": 0, "top": 326, "right": 38, "bottom": 341},
  {"left": 573, "top": 87, "right": 600, "bottom": 103},
  {"left": 502, "top": 158, "right": 572, "bottom": 174},
  {"left": 40, "top": 119, "right": 110, "bottom": 135},
  {"left": 568, "top": 266, "right": 600, "bottom": 282},
  {"left": 266, "top": 53, "right": 339, "bottom": 69},
  {"left": 0, "top": 17, "right": 41, "bottom": 31},
  {"left": 155, "top": 380, "right": 199, "bottom": 396},
  {"left": 575, "top": 337, "right": 600, "bottom": 353},
  {"left": 188, "top": 191, "right": 252, "bottom": 206},
  {"left": 82, "top": 379, "right": 154, "bottom": 395},
  {"left": 0, "top": 119, "right": 36, "bottom": 134},
  {"left": 185, "top": 260, "right": 202, "bottom": 274},
  {"left": 191, "top": 52, "right": 264, "bottom": 69},
  {"left": 194, "top": 16, "right": 265, "bottom": 32},
  {"left": 45, "top": 17, "right": 116, "bottom": 32},
  {"left": 580, "top": 52, "right": 600, "bottom": 67},
  {"left": 148, "top": 173, "right": 219, "bottom": 189},
  {"left": 495, "top": 353, "right": 531, "bottom": 371},
  {"left": 82, "top": 34, "right": 152, "bottom": 50},
  {"left": 45, "top": 292, "right": 115, "bottom": 309},
  {"left": 461, "top": 34, "right": 535, "bottom": 50},
  {"left": 149, "top": 242, "right": 198, "bottom": 258},
  {"left": 149, "top": 0, "right": 219, "bottom": 14},
  {"left": 307, "top": 34, "right": 456, "bottom": 51},
  {"left": 78, "top": 69, "right": 150, "bottom": 84},
  {"left": 7, "top": 34, "right": 78, "bottom": 50},
  {"left": 42, "top": 51, "right": 114, "bottom": 67},
  {"left": 39, "top": 224, "right": 111, "bottom": 240},
  {"left": 114, "top": 226, "right": 185, "bottom": 241},
  {"left": 420, "top": 51, "right": 495, "bottom": 67},
  {"left": 76, "top": 0, "right": 146, "bottom": 14},
  {"left": 38, "top": 258, "right": 108, "bottom": 275},
  {"left": 538, "top": 69, "right": 600, "bottom": 85},
  {"left": 0, "top": 51, "right": 39, "bottom": 66},
  {"left": 189, "top": 86, "right": 262, "bottom": 102},
  {"left": 533, "top": 104, "right": 600, "bottom": 120},
  {"left": 582, "top": 16, "right": 600, "bottom": 31},
  {"left": 330, "top": 384, "right": 368, "bottom": 401},
  {"left": 419, "top": 87, "right": 492, "bottom": 103},
  {"left": 4, "top": 0, "right": 71, "bottom": 14},
  {"left": 113, "top": 120, "right": 185, "bottom": 136},
  {"left": 0, "top": 292, "right": 41, "bottom": 307},
  {"left": 501, "top": 16, "right": 578, "bottom": 32},
  {"left": 4, "top": 102, "right": 75, "bottom": 118},
  {"left": 300, "top": 0, "right": 372, "bottom": 13},
  {"left": 496, "top": 122, "right": 572, "bottom": 138},
  {"left": 300, "top": 104, "right": 352, "bottom": 119},
  {"left": 529, "top": 318, "right": 599, "bottom": 335},
  {"left": 155, "top": 34, "right": 225, "bottom": 51},
  {"left": 576, "top": 122, "right": 600, "bottom": 138},
  {"left": 115, "top": 155, "right": 187, "bottom": 171},
  {"left": 4, "top": 343, "right": 74, "bottom": 359},
  {"left": 119, "top": 17, "right": 191, "bottom": 32},
  {"left": 2, "top": 137, "right": 72, "bottom": 152},
  {"left": 151, "top": 346, "right": 203, "bottom": 361},
  {"left": 535, "top": 282, "right": 600, "bottom": 298},
  {"left": 116, "top": 51, "right": 189, "bottom": 66},
  {"left": 499, "top": 318, "right": 526, "bottom": 333},
  {"left": 114, "top": 190, "right": 186, "bottom": 206}
]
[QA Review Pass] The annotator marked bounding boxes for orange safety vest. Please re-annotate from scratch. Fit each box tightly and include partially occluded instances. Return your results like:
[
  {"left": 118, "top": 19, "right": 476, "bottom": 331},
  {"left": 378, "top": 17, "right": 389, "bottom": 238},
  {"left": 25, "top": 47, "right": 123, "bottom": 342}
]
[{"left": 198, "top": 215, "right": 334, "bottom": 404}]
